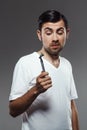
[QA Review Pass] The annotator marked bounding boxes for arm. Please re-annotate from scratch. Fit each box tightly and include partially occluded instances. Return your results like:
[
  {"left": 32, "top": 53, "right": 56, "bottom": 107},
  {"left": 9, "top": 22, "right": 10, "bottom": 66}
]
[
  {"left": 71, "top": 100, "right": 79, "bottom": 130},
  {"left": 9, "top": 72, "right": 52, "bottom": 117}
]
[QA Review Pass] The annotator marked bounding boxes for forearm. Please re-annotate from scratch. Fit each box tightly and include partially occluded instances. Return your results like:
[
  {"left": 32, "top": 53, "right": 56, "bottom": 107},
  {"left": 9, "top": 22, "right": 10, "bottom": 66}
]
[
  {"left": 71, "top": 100, "right": 79, "bottom": 130},
  {"left": 9, "top": 86, "right": 39, "bottom": 117}
]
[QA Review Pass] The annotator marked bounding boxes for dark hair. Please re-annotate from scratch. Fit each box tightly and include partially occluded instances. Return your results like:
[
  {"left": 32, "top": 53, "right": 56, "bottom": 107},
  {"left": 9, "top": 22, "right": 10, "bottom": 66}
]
[{"left": 38, "top": 10, "right": 68, "bottom": 30}]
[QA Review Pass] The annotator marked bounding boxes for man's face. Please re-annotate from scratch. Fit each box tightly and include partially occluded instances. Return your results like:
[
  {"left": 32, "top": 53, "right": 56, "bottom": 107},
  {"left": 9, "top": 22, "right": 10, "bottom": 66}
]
[{"left": 37, "top": 20, "right": 69, "bottom": 56}]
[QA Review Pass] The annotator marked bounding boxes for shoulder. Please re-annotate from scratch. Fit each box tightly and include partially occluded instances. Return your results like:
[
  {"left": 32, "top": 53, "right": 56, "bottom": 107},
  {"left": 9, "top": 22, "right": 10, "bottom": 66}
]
[
  {"left": 14, "top": 52, "right": 37, "bottom": 69},
  {"left": 17, "top": 52, "right": 36, "bottom": 64},
  {"left": 19, "top": 52, "right": 36, "bottom": 61},
  {"left": 60, "top": 56, "right": 72, "bottom": 70}
]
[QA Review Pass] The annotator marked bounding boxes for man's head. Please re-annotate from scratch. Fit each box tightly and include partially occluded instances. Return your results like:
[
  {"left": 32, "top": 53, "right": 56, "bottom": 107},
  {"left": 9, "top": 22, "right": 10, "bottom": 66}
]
[{"left": 37, "top": 10, "right": 70, "bottom": 56}]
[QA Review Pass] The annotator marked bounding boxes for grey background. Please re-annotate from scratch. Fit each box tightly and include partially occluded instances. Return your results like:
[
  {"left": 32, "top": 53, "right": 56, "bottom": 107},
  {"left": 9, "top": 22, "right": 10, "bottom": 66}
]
[{"left": 0, "top": 0, "right": 87, "bottom": 129}]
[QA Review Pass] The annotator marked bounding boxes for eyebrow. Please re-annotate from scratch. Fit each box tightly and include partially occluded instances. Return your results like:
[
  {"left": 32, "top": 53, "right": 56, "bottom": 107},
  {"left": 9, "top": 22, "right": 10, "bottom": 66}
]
[
  {"left": 44, "top": 27, "right": 52, "bottom": 31},
  {"left": 44, "top": 27, "right": 65, "bottom": 31}
]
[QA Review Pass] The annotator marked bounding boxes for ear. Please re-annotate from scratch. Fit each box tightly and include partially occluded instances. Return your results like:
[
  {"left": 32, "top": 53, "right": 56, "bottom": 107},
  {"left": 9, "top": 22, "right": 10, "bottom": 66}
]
[
  {"left": 37, "top": 30, "right": 42, "bottom": 41},
  {"left": 66, "top": 28, "right": 70, "bottom": 39}
]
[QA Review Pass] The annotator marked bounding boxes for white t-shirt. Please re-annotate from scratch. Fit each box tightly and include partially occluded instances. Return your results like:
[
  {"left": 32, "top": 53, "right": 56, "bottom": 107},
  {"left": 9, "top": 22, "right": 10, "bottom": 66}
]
[{"left": 9, "top": 52, "right": 78, "bottom": 130}]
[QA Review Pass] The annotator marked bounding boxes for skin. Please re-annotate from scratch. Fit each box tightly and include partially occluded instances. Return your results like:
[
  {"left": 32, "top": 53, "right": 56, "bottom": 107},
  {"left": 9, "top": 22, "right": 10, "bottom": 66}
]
[
  {"left": 9, "top": 19, "right": 79, "bottom": 130},
  {"left": 71, "top": 100, "right": 79, "bottom": 130}
]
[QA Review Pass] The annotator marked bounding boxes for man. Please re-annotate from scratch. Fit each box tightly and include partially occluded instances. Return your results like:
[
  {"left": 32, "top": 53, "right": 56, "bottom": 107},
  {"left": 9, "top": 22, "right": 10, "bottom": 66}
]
[{"left": 9, "top": 10, "right": 79, "bottom": 130}]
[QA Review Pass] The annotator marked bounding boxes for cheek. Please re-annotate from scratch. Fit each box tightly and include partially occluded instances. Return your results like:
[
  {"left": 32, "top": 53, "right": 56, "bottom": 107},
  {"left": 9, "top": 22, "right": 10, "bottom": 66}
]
[
  {"left": 60, "top": 34, "right": 66, "bottom": 42},
  {"left": 42, "top": 35, "right": 51, "bottom": 44},
  {"left": 59, "top": 36, "right": 66, "bottom": 46},
  {"left": 62, "top": 38, "right": 66, "bottom": 46},
  {"left": 62, "top": 37, "right": 66, "bottom": 42}
]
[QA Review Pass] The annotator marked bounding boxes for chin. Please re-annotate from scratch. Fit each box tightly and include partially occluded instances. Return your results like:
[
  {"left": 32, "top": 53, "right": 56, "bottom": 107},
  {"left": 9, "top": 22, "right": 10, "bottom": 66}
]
[
  {"left": 51, "top": 48, "right": 63, "bottom": 55},
  {"left": 45, "top": 47, "right": 63, "bottom": 56}
]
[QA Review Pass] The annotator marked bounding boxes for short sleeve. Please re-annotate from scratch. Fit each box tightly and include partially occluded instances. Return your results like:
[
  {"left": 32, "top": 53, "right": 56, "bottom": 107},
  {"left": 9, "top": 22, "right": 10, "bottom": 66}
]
[
  {"left": 9, "top": 58, "right": 30, "bottom": 101},
  {"left": 69, "top": 65, "right": 78, "bottom": 100}
]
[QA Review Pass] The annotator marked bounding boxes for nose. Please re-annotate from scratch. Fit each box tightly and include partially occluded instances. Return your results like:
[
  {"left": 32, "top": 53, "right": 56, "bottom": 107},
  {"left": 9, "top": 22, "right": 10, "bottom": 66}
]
[{"left": 52, "top": 33, "right": 58, "bottom": 42}]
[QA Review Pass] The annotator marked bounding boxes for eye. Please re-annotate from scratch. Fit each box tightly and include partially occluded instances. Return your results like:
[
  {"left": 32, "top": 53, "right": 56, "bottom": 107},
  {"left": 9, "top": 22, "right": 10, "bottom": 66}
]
[
  {"left": 46, "top": 32, "right": 52, "bottom": 35},
  {"left": 57, "top": 30, "right": 64, "bottom": 35},
  {"left": 45, "top": 30, "right": 52, "bottom": 35}
]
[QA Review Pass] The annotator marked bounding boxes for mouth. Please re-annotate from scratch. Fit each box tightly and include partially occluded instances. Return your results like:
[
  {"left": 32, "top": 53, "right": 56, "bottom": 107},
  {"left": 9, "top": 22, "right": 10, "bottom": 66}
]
[{"left": 51, "top": 44, "right": 60, "bottom": 49}]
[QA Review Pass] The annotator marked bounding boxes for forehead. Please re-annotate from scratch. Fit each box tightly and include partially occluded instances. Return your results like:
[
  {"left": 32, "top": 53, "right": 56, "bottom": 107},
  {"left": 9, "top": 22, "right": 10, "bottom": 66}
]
[{"left": 42, "top": 20, "right": 65, "bottom": 30}]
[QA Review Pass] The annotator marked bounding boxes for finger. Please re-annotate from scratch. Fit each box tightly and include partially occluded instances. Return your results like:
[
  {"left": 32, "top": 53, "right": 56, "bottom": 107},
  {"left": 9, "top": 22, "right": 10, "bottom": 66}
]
[
  {"left": 41, "top": 79, "right": 52, "bottom": 86},
  {"left": 41, "top": 76, "right": 51, "bottom": 82},
  {"left": 40, "top": 72, "right": 49, "bottom": 78}
]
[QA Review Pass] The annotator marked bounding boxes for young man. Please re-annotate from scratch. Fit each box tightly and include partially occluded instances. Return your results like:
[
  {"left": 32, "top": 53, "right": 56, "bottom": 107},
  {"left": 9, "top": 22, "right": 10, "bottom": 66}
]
[{"left": 9, "top": 10, "right": 79, "bottom": 130}]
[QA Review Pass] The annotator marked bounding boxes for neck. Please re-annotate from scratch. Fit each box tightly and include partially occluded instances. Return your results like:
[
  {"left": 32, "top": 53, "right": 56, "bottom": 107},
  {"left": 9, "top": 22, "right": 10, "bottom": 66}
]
[{"left": 38, "top": 49, "right": 60, "bottom": 68}]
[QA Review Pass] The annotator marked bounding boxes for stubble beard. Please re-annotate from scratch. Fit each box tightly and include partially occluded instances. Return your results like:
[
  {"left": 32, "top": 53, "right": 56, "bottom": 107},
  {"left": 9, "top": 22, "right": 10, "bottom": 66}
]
[{"left": 44, "top": 46, "right": 63, "bottom": 57}]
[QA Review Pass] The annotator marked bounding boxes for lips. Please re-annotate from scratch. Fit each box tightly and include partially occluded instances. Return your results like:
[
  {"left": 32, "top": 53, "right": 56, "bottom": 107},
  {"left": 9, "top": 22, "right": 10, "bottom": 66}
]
[{"left": 51, "top": 44, "right": 60, "bottom": 49}]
